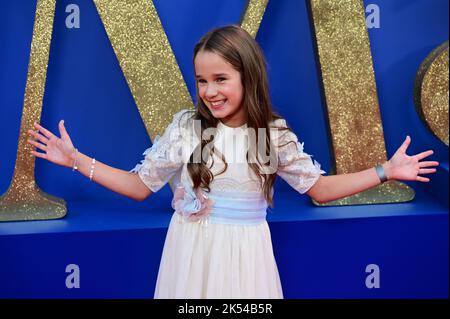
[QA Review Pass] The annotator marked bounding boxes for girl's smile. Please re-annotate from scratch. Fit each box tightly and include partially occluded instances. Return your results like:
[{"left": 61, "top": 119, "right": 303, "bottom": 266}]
[{"left": 209, "top": 99, "right": 227, "bottom": 110}]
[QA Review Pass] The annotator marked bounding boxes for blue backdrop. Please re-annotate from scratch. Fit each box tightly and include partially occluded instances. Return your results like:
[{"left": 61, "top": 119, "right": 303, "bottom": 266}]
[{"left": 0, "top": 0, "right": 448, "bottom": 298}]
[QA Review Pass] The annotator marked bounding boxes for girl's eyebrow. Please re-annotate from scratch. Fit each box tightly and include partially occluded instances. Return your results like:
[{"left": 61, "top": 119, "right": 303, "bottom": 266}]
[{"left": 195, "top": 73, "right": 228, "bottom": 78}]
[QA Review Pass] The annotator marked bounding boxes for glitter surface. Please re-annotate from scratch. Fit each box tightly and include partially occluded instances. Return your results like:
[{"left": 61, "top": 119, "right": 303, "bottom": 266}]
[
  {"left": 0, "top": 0, "right": 67, "bottom": 221},
  {"left": 414, "top": 41, "right": 449, "bottom": 146},
  {"left": 241, "top": 0, "right": 269, "bottom": 38},
  {"left": 309, "top": 0, "right": 414, "bottom": 206},
  {"left": 93, "top": 0, "right": 194, "bottom": 141}
]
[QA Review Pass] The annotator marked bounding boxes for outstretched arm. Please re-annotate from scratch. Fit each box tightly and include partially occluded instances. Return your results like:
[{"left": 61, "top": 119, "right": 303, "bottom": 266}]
[
  {"left": 307, "top": 136, "right": 439, "bottom": 203},
  {"left": 27, "top": 120, "right": 152, "bottom": 201}
]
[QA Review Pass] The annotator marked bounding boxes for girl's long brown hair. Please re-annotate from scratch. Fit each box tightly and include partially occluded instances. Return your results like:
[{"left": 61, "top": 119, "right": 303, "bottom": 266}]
[{"left": 185, "top": 25, "right": 292, "bottom": 207}]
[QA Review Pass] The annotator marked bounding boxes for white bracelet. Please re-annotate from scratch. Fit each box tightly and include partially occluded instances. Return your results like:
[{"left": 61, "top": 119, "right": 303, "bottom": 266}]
[
  {"left": 89, "top": 158, "right": 96, "bottom": 181},
  {"left": 72, "top": 148, "right": 78, "bottom": 171}
]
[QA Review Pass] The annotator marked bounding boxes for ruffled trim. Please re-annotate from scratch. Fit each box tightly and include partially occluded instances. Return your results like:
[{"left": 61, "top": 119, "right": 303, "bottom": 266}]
[
  {"left": 296, "top": 141, "right": 304, "bottom": 153},
  {"left": 128, "top": 135, "right": 162, "bottom": 173},
  {"left": 299, "top": 142, "right": 326, "bottom": 175},
  {"left": 171, "top": 182, "right": 215, "bottom": 223},
  {"left": 313, "top": 159, "right": 326, "bottom": 175}
]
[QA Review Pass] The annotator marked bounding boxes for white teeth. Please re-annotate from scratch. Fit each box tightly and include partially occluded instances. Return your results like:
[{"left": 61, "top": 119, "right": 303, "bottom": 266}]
[{"left": 211, "top": 100, "right": 226, "bottom": 106}]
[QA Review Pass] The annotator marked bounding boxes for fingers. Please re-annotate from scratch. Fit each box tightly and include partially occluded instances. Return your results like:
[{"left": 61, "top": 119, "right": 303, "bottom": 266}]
[
  {"left": 416, "top": 161, "right": 440, "bottom": 181},
  {"left": 27, "top": 139, "right": 47, "bottom": 151},
  {"left": 414, "top": 150, "right": 434, "bottom": 161},
  {"left": 58, "top": 120, "right": 69, "bottom": 139},
  {"left": 418, "top": 168, "right": 436, "bottom": 175},
  {"left": 419, "top": 161, "right": 440, "bottom": 168},
  {"left": 27, "top": 129, "right": 49, "bottom": 144},
  {"left": 33, "top": 122, "right": 54, "bottom": 139},
  {"left": 416, "top": 176, "right": 430, "bottom": 182},
  {"left": 399, "top": 135, "right": 411, "bottom": 153},
  {"left": 30, "top": 150, "right": 48, "bottom": 160}
]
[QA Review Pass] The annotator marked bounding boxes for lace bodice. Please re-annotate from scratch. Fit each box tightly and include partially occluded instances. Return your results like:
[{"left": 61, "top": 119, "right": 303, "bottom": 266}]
[{"left": 130, "top": 109, "right": 325, "bottom": 197}]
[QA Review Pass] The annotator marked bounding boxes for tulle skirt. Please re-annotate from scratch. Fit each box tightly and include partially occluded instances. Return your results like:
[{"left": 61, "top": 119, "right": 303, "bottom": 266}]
[{"left": 154, "top": 212, "right": 283, "bottom": 299}]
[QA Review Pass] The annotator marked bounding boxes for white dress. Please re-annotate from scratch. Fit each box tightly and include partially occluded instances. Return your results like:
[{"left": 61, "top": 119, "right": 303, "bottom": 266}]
[{"left": 130, "top": 109, "right": 325, "bottom": 299}]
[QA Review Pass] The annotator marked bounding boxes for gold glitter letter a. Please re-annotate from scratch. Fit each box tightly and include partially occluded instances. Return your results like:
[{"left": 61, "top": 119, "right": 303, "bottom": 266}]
[
  {"left": 309, "top": 0, "right": 414, "bottom": 206},
  {"left": 0, "top": 0, "right": 67, "bottom": 221}
]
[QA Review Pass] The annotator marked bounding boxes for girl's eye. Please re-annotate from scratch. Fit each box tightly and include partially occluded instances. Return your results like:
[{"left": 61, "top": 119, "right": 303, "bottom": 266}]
[
  {"left": 216, "top": 78, "right": 226, "bottom": 83},
  {"left": 197, "top": 79, "right": 206, "bottom": 84}
]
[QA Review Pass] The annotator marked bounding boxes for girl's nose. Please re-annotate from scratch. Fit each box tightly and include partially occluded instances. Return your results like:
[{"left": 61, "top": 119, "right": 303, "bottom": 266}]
[{"left": 205, "top": 84, "right": 218, "bottom": 98}]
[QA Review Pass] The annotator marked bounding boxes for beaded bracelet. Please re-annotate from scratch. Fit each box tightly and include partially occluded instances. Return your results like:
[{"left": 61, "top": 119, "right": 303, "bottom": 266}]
[
  {"left": 72, "top": 148, "right": 79, "bottom": 171},
  {"left": 89, "top": 158, "right": 96, "bottom": 181}
]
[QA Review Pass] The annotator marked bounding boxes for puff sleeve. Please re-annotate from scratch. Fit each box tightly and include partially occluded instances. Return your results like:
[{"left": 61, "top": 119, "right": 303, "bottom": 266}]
[
  {"left": 272, "top": 119, "right": 326, "bottom": 194},
  {"left": 129, "top": 109, "right": 191, "bottom": 193}
]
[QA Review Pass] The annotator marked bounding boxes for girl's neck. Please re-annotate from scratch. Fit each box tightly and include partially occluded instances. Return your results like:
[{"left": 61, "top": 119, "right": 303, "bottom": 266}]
[
  {"left": 218, "top": 108, "right": 247, "bottom": 128},
  {"left": 218, "top": 120, "right": 247, "bottom": 130}
]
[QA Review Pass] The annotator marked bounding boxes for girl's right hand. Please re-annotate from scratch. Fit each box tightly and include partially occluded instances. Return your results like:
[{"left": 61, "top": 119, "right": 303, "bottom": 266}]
[{"left": 27, "top": 120, "right": 76, "bottom": 168}]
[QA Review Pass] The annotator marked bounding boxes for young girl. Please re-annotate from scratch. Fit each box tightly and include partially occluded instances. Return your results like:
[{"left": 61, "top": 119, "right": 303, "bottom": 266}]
[{"left": 27, "top": 25, "right": 438, "bottom": 299}]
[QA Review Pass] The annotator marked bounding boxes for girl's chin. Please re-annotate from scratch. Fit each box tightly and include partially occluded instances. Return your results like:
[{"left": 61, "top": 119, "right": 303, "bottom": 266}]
[{"left": 209, "top": 105, "right": 227, "bottom": 113}]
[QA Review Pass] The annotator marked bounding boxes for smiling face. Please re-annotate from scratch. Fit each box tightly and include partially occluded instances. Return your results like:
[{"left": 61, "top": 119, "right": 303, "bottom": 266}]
[{"left": 194, "top": 50, "right": 246, "bottom": 127}]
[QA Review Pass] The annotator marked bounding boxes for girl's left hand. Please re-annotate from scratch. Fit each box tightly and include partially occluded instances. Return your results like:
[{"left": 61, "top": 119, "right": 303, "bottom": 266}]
[{"left": 383, "top": 135, "right": 439, "bottom": 182}]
